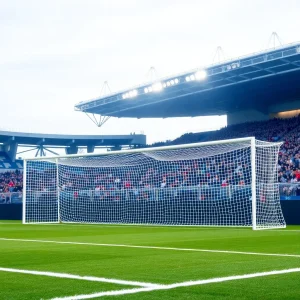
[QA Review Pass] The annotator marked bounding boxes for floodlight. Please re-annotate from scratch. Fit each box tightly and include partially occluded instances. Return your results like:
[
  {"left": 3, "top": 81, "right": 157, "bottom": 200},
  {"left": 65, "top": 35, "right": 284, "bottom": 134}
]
[
  {"left": 170, "top": 80, "right": 174, "bottom": 85},
  {"left": 185, "top": 76, "right": 190, "bottom": 82},
  {"left": 163, "top": 83, "right": 167, "bottom": 88},
  {"left": 195, "top": 70, "right": 207, "bottom": 80},
  {"left": 132, "top": 89, "right": 138, "bottom": 97},
  {"left": 175, "top": 78, "right": 179, "bottom": 84},
  {"left": 190, "top": 74, "right": 195, "bottom": 81},
  {"left": 148, "top": 86, "right": 153, "bottom": 92},
  {"left": 152, "top": 82, "right": 163, "bottom": 92},
  {"left": 144, "top": 88, "right": 149, "bottom": 93},
  {"left": 122, "top": 94, "right": 126, "bottom": 99},
  {"left": 167, "top": 81, "right": 171, "bottom": 86}
]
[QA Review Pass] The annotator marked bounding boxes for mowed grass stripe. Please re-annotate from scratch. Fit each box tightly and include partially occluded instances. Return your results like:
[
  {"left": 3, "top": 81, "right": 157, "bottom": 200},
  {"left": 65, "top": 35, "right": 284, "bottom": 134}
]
[
  {"left": 1, "top": 221, "right": 300, "bottom": 232},
  {"left": 49, "top": 268, "right": 300, "bottom": 300},
  {"left": 1, "top": 237, "right": 299, "bottom": 258},
  {"left": 0, "top": 237, "right": 299, "bottom": 286},
  {"left": 0, "top": 223, "right": 299, "bottom": 299},
  {"left": 1, "top": 223, "right": 299, "bottom": 257},
  {"left": 0, "top": 267, "right": 160, "bottom": 287},
  {"left": 0, "top": 271, "right": 131, "bottom": 300},
  {"left": 104, "top": 271, "right": 300, "bottom": 300}
]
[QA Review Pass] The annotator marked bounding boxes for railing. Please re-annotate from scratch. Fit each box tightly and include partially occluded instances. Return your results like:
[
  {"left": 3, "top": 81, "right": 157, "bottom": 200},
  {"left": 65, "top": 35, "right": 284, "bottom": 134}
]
[
  {"left": 2, "top": 184, "right": 300, "bottom": 204},
  {"left": 0, "top": 192, "right": 23, "bottom": 204},
  {"left": 279, "top": 184, "right": 300, "bottom": 200}
]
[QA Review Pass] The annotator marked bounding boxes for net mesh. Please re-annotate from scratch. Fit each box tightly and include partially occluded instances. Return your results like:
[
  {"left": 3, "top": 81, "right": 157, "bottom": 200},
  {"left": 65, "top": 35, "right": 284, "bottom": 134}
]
[{"left": 23, "top": 139, "right": 286, "bottom": 229}]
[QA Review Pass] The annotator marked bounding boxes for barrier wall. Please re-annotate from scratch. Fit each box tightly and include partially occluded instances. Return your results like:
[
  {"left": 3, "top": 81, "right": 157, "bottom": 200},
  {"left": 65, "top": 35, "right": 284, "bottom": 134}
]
[
  {"left": 0, "top": 204, "right": 22, "bottom": 220},
  {"left": 280, "top": 201, "right": 300, "bottom": 225},
  {"left": 0, "top": 201, "right": 298, "bottom": 225}
]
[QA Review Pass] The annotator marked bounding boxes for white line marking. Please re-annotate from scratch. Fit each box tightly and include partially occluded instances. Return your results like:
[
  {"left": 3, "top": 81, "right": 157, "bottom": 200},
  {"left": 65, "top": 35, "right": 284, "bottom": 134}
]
[
  {"left": 0, "top": 222, "right": 22, "bottom": 225},
  {"left": 1, "top": 222, "right": 300, "bottom": 232},
  {"left": 0, "top": 267, "right": 160, "bottom": 288},
  {"left": 50, "top": 267, "right": 300, "bottom": 300},
  {"left": 38, "top": 225, "right": 300, "bottom": 232},
  {"left": 0, "top": 237, "right": 299, "bottom": 259},
  {"left": 274, "top": 230, "right": 300, "bottom": 233}
]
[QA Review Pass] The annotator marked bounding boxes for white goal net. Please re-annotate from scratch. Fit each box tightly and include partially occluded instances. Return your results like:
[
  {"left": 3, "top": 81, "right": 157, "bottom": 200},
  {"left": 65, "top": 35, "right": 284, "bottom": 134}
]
[{"left": 23, "top": 137, "right": 286, "bottom": 230}]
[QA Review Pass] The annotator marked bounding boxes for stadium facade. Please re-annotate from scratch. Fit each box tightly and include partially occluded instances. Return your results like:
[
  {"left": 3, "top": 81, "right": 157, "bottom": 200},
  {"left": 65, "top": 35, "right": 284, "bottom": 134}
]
[{"left": 0, "top": 131, "right": 146, "bottom": 162}]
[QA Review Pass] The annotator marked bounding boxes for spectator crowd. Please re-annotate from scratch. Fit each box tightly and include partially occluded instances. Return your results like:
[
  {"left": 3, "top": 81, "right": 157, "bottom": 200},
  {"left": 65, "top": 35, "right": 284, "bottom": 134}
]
[
  {"left": 151, "top": 115, "right": 300, "bottom": 193},
  {"left": 0, "top": 170, "right": 23, "bottom": 203},
  {"left": 3, "top": 115, "right": 300, "bottom": 199},
  {"left": 0, "top": 170, "right": 23, "bottom": 193}
]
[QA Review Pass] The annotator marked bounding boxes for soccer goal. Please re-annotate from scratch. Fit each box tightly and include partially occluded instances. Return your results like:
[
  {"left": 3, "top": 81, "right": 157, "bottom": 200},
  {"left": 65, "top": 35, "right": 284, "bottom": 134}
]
[{"left": 22, "top": 137, "right": 286, "bottom": 230}]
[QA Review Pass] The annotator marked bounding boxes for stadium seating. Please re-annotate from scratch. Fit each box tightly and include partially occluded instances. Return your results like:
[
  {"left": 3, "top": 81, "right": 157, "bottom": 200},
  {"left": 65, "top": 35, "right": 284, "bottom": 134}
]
[
  {"left": 0, "top": 152, "right": 23, "bottom": 170},
  {"left": 2, "top": 115, "right": 300, "bottom": 199},
  {"left": 0, "top": 152, "right": 23, "bottom": 203},
  {"left": 151, "top": 115, "right": 300, "bottom": 186}
]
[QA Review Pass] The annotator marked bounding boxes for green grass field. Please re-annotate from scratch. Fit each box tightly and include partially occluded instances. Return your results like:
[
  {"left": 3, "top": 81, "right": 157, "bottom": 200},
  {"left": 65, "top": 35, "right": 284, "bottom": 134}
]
[{"left": 0, "top": 221, "right": 299, "bottom": 300}]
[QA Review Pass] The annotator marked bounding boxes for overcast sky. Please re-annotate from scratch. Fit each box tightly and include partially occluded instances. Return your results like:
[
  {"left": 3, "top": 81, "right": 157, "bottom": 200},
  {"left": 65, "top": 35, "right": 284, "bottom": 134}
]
[{"left": 1, "top": 0, "right": 300, "bottom": 145}]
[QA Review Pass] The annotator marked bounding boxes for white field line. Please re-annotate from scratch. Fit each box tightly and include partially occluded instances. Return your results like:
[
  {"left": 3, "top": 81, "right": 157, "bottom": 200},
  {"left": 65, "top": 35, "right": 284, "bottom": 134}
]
[
  {"left": 50, "top": 267, "right": 300, "bottom": 300},
  {"left": 0, "top": 222, "right": 21, "bottom": 224},
  {"left": 35, "top": 225, "right": 300, "bottom": 232},
  {"left": 0, "top": 267, "right": 160, "bottom": 288},
  {"left": 1, "top": 222, "right": 300, "bottom": 232},
  {"left": 1, "top": 221, "right": 300, "bottom": 231},
  {"left": 0, "top": 237, "right": 299, "bottom": 259}
]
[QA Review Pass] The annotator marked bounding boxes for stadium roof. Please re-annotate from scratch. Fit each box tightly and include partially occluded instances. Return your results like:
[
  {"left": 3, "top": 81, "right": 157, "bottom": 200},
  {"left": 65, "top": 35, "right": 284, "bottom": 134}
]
[
  {"left": 75, "top": 42, "right": 300, "bottom": 118},
  {"left": 0, "top": 131, "right": 146, "bottom": 147}
]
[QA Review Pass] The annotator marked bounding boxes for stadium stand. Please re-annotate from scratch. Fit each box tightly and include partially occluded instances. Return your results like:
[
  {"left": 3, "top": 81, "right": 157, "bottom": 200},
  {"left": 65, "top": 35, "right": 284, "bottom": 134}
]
[
  {"left": 150, "top": 115, "right": 300, "bottom": 186},
  {"left": 0, "top": 170, "right": 23, "bottom": 204},
  {"left": 1, "top": 117, "right": 299, "bottom": 224},
  {"left": 2, "top": 115, "right": 300, "bottom": 197},
  {"left": 166, "top": 115, "right": 300, "bottom": 145},
  {"left": 0, "top": 152, "right": 23, "bottom": 203},
  {"left": 0, "top": 152, "right": 23, "bottom": 170}
]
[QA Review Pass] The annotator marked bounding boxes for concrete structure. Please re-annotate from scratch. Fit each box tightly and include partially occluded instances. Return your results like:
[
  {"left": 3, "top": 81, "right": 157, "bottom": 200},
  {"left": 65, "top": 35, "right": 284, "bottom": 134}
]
[
  {"left": 0, "top": 131, "right": 146, "bottom": 160},
  {"left": 75, "top": 43, "right": 300, "bottom": 126}
]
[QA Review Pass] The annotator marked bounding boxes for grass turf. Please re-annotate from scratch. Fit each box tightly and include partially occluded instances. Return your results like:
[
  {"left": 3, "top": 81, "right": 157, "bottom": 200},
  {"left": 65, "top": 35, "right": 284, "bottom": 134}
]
[{"left": 0, "top": 221, "right": 299, "bottom": 299}]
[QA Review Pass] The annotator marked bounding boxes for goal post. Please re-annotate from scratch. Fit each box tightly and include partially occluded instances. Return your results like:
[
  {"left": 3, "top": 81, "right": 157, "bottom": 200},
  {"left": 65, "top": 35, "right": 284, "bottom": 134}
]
[
  {"left": 251, "top": 137, "right": 257, "bottom": 230},
  {"left": 22, "top": 137, "right": 286, "bottom": 230}
]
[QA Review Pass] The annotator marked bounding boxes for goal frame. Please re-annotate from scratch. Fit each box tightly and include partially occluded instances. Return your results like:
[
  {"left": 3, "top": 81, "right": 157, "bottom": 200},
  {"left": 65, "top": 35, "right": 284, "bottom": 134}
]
[{"left": 22, "top": 137, "right": 285, "bottom": 230}]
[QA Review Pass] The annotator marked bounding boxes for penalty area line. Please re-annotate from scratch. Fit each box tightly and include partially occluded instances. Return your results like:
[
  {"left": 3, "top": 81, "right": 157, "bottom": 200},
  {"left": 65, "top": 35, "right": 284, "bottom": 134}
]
[
  {"left": 0, "top": 267, "right": 160, "bottom": 288},
  {"left": 0, "top": 237, "right": 300, "bottom": 259},
  {"left": 50, "top": 267, "right": 300, "bottom": 300}
]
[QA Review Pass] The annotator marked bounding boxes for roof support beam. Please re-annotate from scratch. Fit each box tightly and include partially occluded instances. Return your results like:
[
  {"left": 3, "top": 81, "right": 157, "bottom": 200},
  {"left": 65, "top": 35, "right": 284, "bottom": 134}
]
[
  {"left": 281, "top": 59, "right": 300, "bottom": 67},
  {"left": 44, "top": 148, "right": 59, "bottom": 156},
  {"left": 17, "top": 147, "right": 39, "bottom": 155},
  {"left": 36, "top": 138, "right": 46, "bottom": 145},
  {"left": 237, "top": 74, "right": 249, "bottom": 80},
  {"left": 85, "top": 112, "right": 111, "bottom": 127},
  {"left": 224, "top": 77, "right": 237, "bottom": 83},
  {"left": 253, "top": 65, "right": 275, "bottom": 74}
]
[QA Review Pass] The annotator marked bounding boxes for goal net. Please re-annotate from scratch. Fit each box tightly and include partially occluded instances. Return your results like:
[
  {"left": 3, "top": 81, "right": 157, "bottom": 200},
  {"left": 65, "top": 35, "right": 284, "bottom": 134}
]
[{"left": 22, "top": 137, "right": 286, "bottom": 230}]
